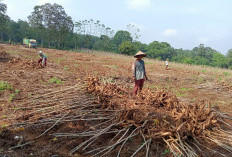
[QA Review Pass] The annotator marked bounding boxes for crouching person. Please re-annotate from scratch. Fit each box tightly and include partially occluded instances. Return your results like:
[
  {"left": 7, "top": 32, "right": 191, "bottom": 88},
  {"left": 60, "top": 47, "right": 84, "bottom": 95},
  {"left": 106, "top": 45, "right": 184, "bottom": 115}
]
[
  {"left": 38, "top": 51, "right": 47, "bottom": 67},
  {"left": 132, "top": 51, "right": 148, "bottom": 97}
]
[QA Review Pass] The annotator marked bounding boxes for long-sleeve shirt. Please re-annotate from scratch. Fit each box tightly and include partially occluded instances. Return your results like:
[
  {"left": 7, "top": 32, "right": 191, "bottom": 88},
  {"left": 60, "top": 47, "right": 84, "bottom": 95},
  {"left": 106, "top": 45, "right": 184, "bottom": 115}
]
[
  {"left": 132, "top": 60, "right": 146, "bottom": 80},
  {"left": 39, "top": 53, "right": 47, "bottom": 66}
]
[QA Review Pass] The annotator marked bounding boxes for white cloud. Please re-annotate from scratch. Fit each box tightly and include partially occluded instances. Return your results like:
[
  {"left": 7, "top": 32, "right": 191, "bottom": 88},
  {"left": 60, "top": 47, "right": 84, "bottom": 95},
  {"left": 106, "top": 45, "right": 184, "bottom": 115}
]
[
  {"left": 126, "top": 0, "right": 152, "bottom": 11},
  {"left": 37, "top": 0, "right": 70, "bottom": 5},
  {"left": 198, "top": 37, "right": 209, "bottom": 44},
  {"left": 163, "top": 29, "right": 178, "bottom": 37}
]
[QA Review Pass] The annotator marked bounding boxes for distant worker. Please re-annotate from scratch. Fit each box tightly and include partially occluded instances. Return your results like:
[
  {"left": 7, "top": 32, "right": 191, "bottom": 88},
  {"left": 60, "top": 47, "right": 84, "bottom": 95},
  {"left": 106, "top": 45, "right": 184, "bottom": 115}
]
[
  {"left": 9, "top": 39, "right": 11, "bottom": 45},
  {"left": 38, "top": 51, "right": 47, "bottom": 67},
  {"left": 132, "top": 51, "right": 148, "bottom": 97},
  {"left": 165, "top": 59, "right": 169, "bottom": 70}
]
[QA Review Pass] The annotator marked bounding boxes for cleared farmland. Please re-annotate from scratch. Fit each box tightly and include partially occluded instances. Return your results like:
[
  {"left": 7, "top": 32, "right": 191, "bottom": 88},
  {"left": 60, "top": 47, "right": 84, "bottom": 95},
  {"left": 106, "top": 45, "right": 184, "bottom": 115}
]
[{"left": 0, "top": 44, "right": 232, "bottom": 157}]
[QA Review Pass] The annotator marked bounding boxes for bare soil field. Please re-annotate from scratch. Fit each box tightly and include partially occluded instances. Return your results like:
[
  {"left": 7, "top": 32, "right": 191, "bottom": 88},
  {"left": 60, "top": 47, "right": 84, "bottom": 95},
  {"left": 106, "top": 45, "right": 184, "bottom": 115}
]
[{"left": 0, "top": 44, "right": 232, "bottom": 157}]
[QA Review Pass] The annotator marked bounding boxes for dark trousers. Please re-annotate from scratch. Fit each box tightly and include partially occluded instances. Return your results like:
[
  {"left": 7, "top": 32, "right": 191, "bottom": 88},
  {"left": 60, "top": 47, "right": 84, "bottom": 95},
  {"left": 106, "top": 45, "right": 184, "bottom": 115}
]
[
  {"left": 133, "top": 79, "right": 145, "bottom": 96},
  {"left": 38, "top": 58, "right": 47, "bottom": 66}
]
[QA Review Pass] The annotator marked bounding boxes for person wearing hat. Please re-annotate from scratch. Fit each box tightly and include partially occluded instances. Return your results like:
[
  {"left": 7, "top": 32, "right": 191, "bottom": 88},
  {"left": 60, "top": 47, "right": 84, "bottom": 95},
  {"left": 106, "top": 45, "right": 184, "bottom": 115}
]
[
  {"left": 165, "top": 59, "right": 169, "bottom": 70},
  {"left": 38, "top": 51, "right": 47, "bottom": 67},
  {"left": 132, "top": 51, "right": 148, "bottom": 97}
]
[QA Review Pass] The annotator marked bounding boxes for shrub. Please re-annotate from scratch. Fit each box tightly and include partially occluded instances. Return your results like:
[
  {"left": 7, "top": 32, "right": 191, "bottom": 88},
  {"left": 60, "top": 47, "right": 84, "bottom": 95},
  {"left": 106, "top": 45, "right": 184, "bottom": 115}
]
[{"left": 0, "top": 81, "right": 13, "bottom": 91}]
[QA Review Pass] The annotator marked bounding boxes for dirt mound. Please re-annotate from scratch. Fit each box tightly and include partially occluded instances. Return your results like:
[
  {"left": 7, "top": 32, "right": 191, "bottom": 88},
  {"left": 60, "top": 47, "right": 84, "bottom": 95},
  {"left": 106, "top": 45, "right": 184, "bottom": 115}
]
[
  {"left": 0, "top": 46, "right": 11, "bottom": 62},
  {"left": 85, "top": 76, "right": 232, "bottom": 156},
  {"left": 9, "top": 58, "right": 42, "bottom": 69}
]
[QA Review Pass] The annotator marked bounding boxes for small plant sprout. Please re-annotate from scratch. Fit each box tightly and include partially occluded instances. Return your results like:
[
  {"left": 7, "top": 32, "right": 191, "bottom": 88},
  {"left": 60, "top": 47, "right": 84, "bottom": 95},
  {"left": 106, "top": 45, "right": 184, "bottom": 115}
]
[{"left": 49, "top": 77, "right": 62, "bottom": 84}]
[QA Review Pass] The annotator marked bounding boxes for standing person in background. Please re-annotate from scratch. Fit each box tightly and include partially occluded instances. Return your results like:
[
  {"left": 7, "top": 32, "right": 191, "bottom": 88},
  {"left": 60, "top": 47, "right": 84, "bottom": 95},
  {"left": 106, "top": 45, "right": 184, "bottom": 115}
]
[
  {"left": 132, "top": 51, "right": 148, "bottom": 97},
  {"left": 165, "top": 59, "right": 169, "bottom": 70},
  {"left": 38, "top": 51, "right": 47, "bottom": 68}
]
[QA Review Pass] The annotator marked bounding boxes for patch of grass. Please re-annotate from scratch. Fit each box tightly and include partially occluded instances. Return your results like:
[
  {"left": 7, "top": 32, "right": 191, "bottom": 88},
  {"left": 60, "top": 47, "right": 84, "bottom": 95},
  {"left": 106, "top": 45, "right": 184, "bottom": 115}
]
[
  {"left": 7, "top": 51, "right": 18, "bottom": 54},
  {"left": 202, "top": 69, "right": 207, "bottom": 73},
  {"left": 40, "top": 79, "right": 47, "bottom": 85},
  {"left": 49, "top": 77, "right": 62, "bottom": 84},
  {"left": 145, "top": 62, "right": 153, "bottom": 65},
  {"left": 28, "top": 92, "right": 32, "bottom": 98},
  {"left": 217, "top": 76, "right": 222, "bottom": 82},
  {"left": 197, "top": 77, "right": 205, "bottom": 84},
  {"left": 64, "top": 65, "right": 69, "bottom": 71},
  {"left": 56, "top": 58, "right": 65, "bottom": 64},
  {"left": 74, "top": 64, "right": 78, "bottom": 67},
  {"left": 1, "top": 115, "right": 7, "bottom": 118},
  {"left": 162, "top": 148, "right": 170, "bottom": 155},
  {"left": 9, "top": 93, "right": 16, "bottom": 102},
  {"left": 12, "top": 107, "right": 22, "bottom": 111},
  {"left": 180, "top": 87, "right": 193, "bottom": 92},
  {"left": 15, "top": 89, "right": 20, "bottom": 93},
  {"left": 0, "top": 81, "right": 13, "bottom": 91},
  {"left": 223, "top": 72, "right": 231, "bottom": 76},
  {"left": 149, "top": 85, "right": 157, "bottom": 89}
]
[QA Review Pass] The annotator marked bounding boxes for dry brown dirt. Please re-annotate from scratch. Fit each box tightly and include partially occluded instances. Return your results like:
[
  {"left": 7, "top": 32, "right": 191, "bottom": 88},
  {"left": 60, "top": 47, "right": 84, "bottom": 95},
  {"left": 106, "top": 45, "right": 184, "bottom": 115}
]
[{"left": 0, "top": 44, "right": 231, "bottom": 157}]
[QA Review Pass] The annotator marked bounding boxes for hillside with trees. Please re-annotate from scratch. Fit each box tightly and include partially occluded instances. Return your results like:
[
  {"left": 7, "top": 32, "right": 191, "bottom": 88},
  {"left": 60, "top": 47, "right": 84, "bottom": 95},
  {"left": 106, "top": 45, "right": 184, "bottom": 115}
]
[{"left": 0, "top": 1, "right": 231, "bottom": 69}]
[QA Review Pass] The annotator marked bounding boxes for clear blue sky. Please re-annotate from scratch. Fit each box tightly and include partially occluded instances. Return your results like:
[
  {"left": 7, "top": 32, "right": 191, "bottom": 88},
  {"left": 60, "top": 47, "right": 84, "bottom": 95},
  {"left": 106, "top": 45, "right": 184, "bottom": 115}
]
[{"left": 3, "top": 0, "right": 232, "bottom": 54}]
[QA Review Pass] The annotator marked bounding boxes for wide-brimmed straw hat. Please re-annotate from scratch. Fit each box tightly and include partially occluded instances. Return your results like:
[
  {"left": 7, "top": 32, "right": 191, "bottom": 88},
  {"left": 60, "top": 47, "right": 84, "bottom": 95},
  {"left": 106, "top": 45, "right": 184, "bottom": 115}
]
[{"left": 134, "top": 51, "right": 146, "bottom": 58}]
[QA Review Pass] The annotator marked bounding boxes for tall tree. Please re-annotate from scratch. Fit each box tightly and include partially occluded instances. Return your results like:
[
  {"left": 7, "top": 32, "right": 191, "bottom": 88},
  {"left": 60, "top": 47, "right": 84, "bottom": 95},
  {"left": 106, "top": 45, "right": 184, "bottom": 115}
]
[
  {"left": 227, "top": 49, "right": 232, "bottom": 68},
  {"left": 112, "top": 30, "right": 132, "bottom": 46},
  {"left": 0, "top": 0, "right": 9, "bottom": 41},
  {"left": 28, "top": 3, "right": 73, "bottom": 48},
  {"left": 127, "top": 23, "right": 141, "bottom": 41}
]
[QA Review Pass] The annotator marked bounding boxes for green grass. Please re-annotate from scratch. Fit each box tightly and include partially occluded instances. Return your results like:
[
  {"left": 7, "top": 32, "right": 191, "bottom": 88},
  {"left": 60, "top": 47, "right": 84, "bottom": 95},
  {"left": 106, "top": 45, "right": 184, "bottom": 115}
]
[
  {"left": 197, "top": 77, "right": 205, "bottom": 84},
  {"left": 180, "top": 87, "right": 193, "bottom": 92},
  {"left": 40, "top": 79, "right": 47, "bottom": 85},
  {"left": 9, "top": 93, "right": 16, "bottom": 102},
  {"left": 0, "top": 81, "right": 13, "bottom": 91},
  {"left": 15, "top": 89, "right": 20, "bottom": 93},
  {"left": 202, "top": 69, "right": 207, "bottom": 73},
  {"left": 49, "top": 77, "right": 62, "bottom": 84},
  {"left": 162, "top": 148, "right": 170, "bottom": 155},
  {"left": 28, "top": 92, "right": 32, "bottom": 98},
  {"left": 223, "top": 72, "right": 231, "bottom": 76},
  {"left": 56, "top": 58, "right": 66, "bottom": 64},
  {"left": 64, "top": 65, "right": 69, "bottom": 71},
  {"left": 12, "top": 107, "right": 22, "bottom": 111},
  {"left": 1, "top": 115, "right": 7, "bottom": 118},
  {"left": 7, "top": 51, "right": 18, "bottom": 54}
]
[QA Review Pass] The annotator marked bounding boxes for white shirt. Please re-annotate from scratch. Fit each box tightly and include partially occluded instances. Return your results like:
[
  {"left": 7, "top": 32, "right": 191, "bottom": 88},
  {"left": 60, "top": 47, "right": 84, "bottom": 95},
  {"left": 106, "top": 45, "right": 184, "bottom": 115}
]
[{"left": 165, "top": 61, "right": 168, "bottom": 66}]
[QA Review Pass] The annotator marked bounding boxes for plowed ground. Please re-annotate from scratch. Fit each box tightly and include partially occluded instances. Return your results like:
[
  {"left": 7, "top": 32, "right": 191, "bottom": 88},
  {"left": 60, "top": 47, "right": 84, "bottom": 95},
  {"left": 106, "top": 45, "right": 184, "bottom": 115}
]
[{"left": 0, "top": 44, "right": 232, "bottom": 156}]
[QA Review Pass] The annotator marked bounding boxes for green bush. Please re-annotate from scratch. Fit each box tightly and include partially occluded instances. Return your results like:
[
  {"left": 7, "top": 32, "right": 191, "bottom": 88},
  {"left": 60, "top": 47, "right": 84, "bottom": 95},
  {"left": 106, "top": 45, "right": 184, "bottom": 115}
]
[
  {"left": 118, "top": 41, "right": 136, "bottom": 55},
  {"left": 0, "top": 81, "right": 13, "bottom": 91}
]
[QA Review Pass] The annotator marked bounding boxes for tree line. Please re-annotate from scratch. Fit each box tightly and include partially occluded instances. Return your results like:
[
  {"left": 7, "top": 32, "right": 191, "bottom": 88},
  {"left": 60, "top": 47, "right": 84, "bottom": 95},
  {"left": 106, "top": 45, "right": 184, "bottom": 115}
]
[{"left": 0, "top": 1, "right": 232, "bottom": 69}]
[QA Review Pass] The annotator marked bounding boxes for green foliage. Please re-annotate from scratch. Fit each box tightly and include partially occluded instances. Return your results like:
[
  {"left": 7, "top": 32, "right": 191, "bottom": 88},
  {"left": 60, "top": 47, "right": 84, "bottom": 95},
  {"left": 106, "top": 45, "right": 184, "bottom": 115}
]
[
  {"left": 49, "top": 77, "right": 62, "bottom": 84},
  {"left": 15, "top": 89, "right": 20, "bottom": 93},
  {"left": 9, "top": 93, "right": 15, "bottom": 102},
  {"left": 211, "top": 52, "right": 228, "bottom": 68},
  {"left": 146, "top": 41, "right": 176, "bottom": 60},
  {"left": 118, "top": 41, "right": 136, "bottom": 55},
  {"left": 1, "top": 2, "right": 232, "bottom": 69},
  {"left": 64, "top": 65, "right": 69, "bottom": 71},
  {"left": 162, "top": 148, "right": 170, "bottom": 155},
  {"left": 202, "top": 70, "right": 207, "bottom": 73},
  {"left": 223, "top": 72, "right": 231, "bottom": 76},
  {"left": 133, "top": 41, "right": 147, "bottom": 52},
  {"left": 0, "top": 81, "right": 13, "bottom": 91},
  {"left": 112, "top": 30, "right": 132, "bottom": 46}
]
